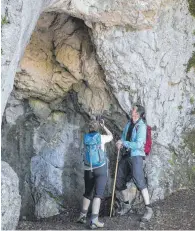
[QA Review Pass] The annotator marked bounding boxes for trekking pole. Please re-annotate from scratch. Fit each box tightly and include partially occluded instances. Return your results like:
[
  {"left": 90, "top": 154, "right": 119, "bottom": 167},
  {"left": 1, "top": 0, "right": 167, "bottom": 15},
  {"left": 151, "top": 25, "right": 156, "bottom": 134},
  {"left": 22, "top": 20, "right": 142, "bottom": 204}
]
[{"left": 110, "top": 148, "right": 120, "bottom": 217}]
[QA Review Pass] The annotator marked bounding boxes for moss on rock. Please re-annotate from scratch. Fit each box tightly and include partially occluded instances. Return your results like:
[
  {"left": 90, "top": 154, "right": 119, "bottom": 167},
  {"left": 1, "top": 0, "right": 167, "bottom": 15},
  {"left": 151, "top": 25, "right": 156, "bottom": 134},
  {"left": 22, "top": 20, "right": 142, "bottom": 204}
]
[
  {"left": 1, "top": 15, "right": 10, "bottom": 25},
  {"left": 45, "top": 190, "right": 65, "bottom": 209},
  {"left": 187, "top": 52, "right": 195, "bottom": 72},
  {"left": 190, "top": 96, "right": 195, "bottom": 104},
  {"left": 51, "top": 111, "right": 65, "bottom": 122},
  {"left": 187, "top": 166, "right": 195, "bottom": 183},
  {"left": 188, "top": 0, "right": 195, "bottom": 17},
  {"left": 29, "top": 98, "right": 51, "bottom": 119},
  {"left": 184, "top": 129, "right": 195, "bottom": 154},
  {"left": 187, "top": 0, "right": 195, "bottom": 72}
]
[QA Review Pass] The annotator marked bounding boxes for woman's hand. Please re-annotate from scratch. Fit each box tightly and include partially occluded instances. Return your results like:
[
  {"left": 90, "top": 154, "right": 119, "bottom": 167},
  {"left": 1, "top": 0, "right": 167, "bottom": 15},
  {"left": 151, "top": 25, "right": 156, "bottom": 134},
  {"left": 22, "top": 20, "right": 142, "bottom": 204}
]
[
  {"left": 116, "top": 140, "right": 123, "bottom": 150},
  {"left": 100, "top": 119, "right": 105, "bottom": 128}
]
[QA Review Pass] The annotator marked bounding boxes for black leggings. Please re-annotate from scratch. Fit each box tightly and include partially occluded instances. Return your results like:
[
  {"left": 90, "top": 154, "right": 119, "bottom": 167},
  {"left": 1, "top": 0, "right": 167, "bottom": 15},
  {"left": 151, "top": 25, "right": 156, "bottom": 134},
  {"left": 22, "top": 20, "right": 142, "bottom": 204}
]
[
  {"left": 83, "top": 164, "right": 107, "bottom": 200},
  {"left": 116, "top": 155, "right": 147, "bottom": 191}
]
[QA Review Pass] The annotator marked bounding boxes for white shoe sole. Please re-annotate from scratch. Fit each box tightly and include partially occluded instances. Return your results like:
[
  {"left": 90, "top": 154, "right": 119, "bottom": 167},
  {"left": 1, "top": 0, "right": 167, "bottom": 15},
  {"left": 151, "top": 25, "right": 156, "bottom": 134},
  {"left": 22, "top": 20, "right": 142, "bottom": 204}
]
[{"left": 90, "top": 223, "right": 104, "bottom": 229}]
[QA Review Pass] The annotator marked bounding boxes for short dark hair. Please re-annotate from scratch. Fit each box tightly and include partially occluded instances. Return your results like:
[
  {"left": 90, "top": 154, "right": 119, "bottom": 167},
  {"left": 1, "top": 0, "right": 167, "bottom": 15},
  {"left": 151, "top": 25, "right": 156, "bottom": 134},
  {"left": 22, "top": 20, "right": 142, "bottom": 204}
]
[{"left": 135, "top": 104, "right": 145, "bottom": 118}]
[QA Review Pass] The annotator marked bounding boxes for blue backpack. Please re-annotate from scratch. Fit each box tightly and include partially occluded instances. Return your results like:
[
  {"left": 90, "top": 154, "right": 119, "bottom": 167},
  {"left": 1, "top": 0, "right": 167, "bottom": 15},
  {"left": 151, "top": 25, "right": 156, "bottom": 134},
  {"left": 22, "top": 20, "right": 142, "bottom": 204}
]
[{"left": 84, "top": 132, "right": 106, "bottom": 169}]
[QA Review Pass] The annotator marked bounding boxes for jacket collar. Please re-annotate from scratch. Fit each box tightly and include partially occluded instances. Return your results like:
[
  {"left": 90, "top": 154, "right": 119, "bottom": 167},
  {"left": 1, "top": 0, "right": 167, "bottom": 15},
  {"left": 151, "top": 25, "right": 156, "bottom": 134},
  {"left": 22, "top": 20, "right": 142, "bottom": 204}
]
[{"left": 130, "top": 118, "right": 141, "bottom": 126}]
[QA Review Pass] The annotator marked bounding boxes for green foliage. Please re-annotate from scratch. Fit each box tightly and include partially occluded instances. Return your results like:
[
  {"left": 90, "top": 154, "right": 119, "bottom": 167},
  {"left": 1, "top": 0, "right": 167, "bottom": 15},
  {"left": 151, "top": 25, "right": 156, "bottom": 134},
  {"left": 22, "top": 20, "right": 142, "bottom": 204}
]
[
  {"left": 168, "top": 159, "right": 174, "bottom": 166},
  {"left": 168, "top": 152, "right": 177, "bottom": 166},
  {"left": 186, "top": 0, "right": 195, "bottom": 72},
  {"left": 188, "top": 0, "right": 195, "bottom": 17},
  {"left": 46, "top": 190, "right": 65, "bottom": 208},
  {"left": 187, "top": 52, "right": 195, "bottom": 73},
  {"left": 183, "top": 129, "right": 195, "bottom": 155},
  {"left": 190, "top": 96, "right": 195, "bottom": 105},
  {"left": 1, "top": 15, "right": 9, "bottom": 25},
  {"left": 124, "top": 24, "right": 136, "bottom": 32},
  {"left": 190, "top": 110, "right": 195, "bottom": 115},
  {"left": 187, "top": 166, "right": 195, "bottom": 182}
]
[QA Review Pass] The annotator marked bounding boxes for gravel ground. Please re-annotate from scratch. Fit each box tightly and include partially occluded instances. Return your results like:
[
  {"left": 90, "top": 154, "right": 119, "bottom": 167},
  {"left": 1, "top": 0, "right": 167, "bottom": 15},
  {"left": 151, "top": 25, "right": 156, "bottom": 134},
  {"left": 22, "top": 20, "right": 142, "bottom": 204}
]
[{"left": 17, "top": 188, "right": 195, "bottom": 230}]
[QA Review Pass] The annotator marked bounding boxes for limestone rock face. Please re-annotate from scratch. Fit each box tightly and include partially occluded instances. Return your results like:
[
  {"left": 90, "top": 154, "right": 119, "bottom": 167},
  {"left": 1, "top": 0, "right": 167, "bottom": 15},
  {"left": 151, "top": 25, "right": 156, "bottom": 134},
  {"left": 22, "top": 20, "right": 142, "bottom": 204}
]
[
  {"left": 1, "top": 161, "right": 21, "bottom": 230},
  {"left": 91, "top": 0, "right": 195, "bottom": 200},
  {"left": 1, "top": 0, "right": 51, "bottom": 117},
  {"left": 5, "top": 95, "right": 24, "bottom": 125},
  {"left": 1, "top": 0, "right": 195, "bottom": 223},
  {"left": 1, "top": 0, "right": 164, "bottom": 116},
  {"left": 31, "top": 108, "right": 86, "bottom": 218},
  {"left": 2, "top": 91, "right": 124, "bottom": 219},
  {"left": 15, "top": 13, "right": 77, "bottom": 102},
  {"left": 2, "top": 94, "right": 39, "bottom": 220},
  {"left": 15, "top": 13, "right": 113, "bottom": 116},
  {"left": 47, "top": 0, "right": 162, "bottom": 29},
  {"left": 2, "top": 13, "right": 125, "bottom": 219}
]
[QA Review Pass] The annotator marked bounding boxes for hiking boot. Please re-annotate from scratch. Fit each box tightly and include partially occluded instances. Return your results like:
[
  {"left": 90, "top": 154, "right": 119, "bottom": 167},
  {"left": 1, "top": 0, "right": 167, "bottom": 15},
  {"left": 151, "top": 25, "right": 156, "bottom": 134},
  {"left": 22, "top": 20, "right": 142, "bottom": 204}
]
[
  {"left": 90, "top": 219, "right": 104, "bottom": 229},
  {"left": 77, "top": 213, "right": 87, "bottom": 224},
  {"left": 118, "top": 202, "right": 131, "bottom": 215},
  {"left": 141, "top": 206, "right": 153, "bottom": 222}
]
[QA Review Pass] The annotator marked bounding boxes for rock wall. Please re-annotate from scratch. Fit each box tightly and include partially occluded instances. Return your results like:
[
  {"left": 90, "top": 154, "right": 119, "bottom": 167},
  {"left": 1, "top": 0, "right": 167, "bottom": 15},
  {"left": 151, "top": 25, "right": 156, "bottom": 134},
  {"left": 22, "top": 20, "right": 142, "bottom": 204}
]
[
  {"left": 46, "top": 0, "right": 162, "bottom": 29},
  {"left": 14, "top": 13, "right": 115, "bottom": 116},
  {"left": 30, "top": 97, "right": 86, "bottom": 219},
  {"left": 1, "top": 0, "right": 165, "bottom": 117},
  {"left": 1, "top": 161, "right": 21, "bottom": 230},
  {"left": 2, "top": 14, "right": 126, "bottom": 219},
  {"left": 91, "top": 0, "right": 195, "bottom": 200},
  {"left": 2, "top": 94, "right": 39, "bottom": 220},
  {"left": 2, "top": 91, "right": 123, "bottom": 219},
  {"left": 1, "top": 0, "right": 50, "bottom": 117},
  {"left": 1, "top": 0, "right": 195, "bottom": 224}
]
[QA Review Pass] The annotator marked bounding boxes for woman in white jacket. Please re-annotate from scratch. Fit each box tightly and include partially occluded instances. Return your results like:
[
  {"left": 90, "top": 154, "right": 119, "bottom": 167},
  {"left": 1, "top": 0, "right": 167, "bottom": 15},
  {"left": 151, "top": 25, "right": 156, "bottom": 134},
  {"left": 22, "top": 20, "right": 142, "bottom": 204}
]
[{"left": 77, "top": 119, "right": 113, "bottom": 229}]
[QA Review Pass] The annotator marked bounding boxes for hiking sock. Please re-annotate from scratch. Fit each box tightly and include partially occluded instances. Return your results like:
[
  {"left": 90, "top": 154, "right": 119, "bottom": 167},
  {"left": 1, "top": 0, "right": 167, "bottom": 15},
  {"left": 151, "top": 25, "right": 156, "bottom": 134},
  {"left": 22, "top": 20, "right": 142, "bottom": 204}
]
[
  {"left": 77, "top": 211, "right": 87, "bottom": 223},
  {"left": 141, "top": 188, "right": 150, "bottom": 205},
  {"left": 91, "top": 214, "right": 98, "bottom": 222},
  {"left": 90, "top": 214, "right": 104, "bottom": 228},
  {"left": 81, "top": 209, "right": 87, "bottom": 215},
  {"left": 141, "top": 204, "right": 153, "bottom": 221}
]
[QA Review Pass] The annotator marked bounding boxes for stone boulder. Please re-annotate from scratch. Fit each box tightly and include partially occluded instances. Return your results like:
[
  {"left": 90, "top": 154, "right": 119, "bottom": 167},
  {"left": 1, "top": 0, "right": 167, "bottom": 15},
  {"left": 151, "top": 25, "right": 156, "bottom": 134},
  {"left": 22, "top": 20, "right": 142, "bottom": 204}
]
[{"left": 1, "top": 161, "right": 21, "bottom": 230}]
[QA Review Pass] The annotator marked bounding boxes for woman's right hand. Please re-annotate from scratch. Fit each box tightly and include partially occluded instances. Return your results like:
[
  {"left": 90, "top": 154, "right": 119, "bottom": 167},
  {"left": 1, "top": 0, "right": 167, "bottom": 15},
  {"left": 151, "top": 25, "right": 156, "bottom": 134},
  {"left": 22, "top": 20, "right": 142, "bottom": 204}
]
[
  {"left": 116, "top": 140, "right": 123, "bottom": 150},
  {"left": 100, "top": 119, "right": 105, "bottom": 127}
]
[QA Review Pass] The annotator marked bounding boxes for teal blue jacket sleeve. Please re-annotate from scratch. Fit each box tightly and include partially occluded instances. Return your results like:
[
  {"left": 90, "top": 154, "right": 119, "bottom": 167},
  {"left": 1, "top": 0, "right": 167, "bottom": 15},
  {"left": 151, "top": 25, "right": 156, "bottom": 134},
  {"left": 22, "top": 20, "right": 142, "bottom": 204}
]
[
  {"left": 122, "top": 124, "right": 146, "bottom": 151},
  {"left": 121, "top": 122, "right": 130, "bottom": 142}
]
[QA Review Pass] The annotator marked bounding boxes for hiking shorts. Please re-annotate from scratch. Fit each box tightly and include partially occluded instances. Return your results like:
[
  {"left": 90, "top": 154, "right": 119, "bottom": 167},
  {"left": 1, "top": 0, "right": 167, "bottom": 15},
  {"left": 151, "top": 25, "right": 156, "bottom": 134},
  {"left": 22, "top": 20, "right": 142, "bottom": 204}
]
[
  {"left": 83, "top": 163, "right": 108, "bottom": 200},
  {"left": 116, "top": 155, "right": 147, "bottom": 191}
]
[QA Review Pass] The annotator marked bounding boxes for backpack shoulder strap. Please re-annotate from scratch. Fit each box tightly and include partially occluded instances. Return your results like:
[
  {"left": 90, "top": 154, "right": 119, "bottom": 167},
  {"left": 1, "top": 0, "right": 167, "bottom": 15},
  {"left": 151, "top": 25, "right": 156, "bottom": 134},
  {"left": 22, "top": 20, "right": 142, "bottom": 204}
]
[{"left": 96, "top": 133, "right": 101, "bottom": 144}]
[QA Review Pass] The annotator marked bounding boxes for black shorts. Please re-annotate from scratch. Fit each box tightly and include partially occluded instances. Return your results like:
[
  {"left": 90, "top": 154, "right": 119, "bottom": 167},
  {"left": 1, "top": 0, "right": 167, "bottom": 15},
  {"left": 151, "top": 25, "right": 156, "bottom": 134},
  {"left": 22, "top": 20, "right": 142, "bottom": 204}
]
[
  {"left": 116, "top": 155, "right": 147, "bottom": 191},
  {"left": 83, "top": 164, "right": 108, "bottom": 200}
]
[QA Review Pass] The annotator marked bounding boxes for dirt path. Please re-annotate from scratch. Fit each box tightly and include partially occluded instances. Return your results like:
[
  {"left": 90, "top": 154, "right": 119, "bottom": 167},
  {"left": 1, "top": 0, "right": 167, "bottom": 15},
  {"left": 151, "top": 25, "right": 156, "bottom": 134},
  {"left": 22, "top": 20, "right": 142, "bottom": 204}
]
[{"left": 17, "top": 189, "right": 195, "bottom": 230}]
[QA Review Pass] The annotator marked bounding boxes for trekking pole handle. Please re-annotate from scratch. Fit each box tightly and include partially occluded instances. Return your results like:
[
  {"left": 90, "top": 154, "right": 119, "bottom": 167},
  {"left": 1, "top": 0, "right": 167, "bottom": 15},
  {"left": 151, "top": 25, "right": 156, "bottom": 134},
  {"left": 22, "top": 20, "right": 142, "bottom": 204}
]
[{"left": 110, "top": 148, "right": 120, "bottom": 217}]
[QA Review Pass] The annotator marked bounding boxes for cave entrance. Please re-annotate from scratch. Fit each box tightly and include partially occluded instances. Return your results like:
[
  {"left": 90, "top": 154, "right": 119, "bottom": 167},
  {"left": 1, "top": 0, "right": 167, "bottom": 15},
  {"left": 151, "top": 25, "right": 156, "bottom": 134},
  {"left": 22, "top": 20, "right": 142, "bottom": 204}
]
[{"left": 2, "top": 11, "right": 122, "bottom": 220}]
